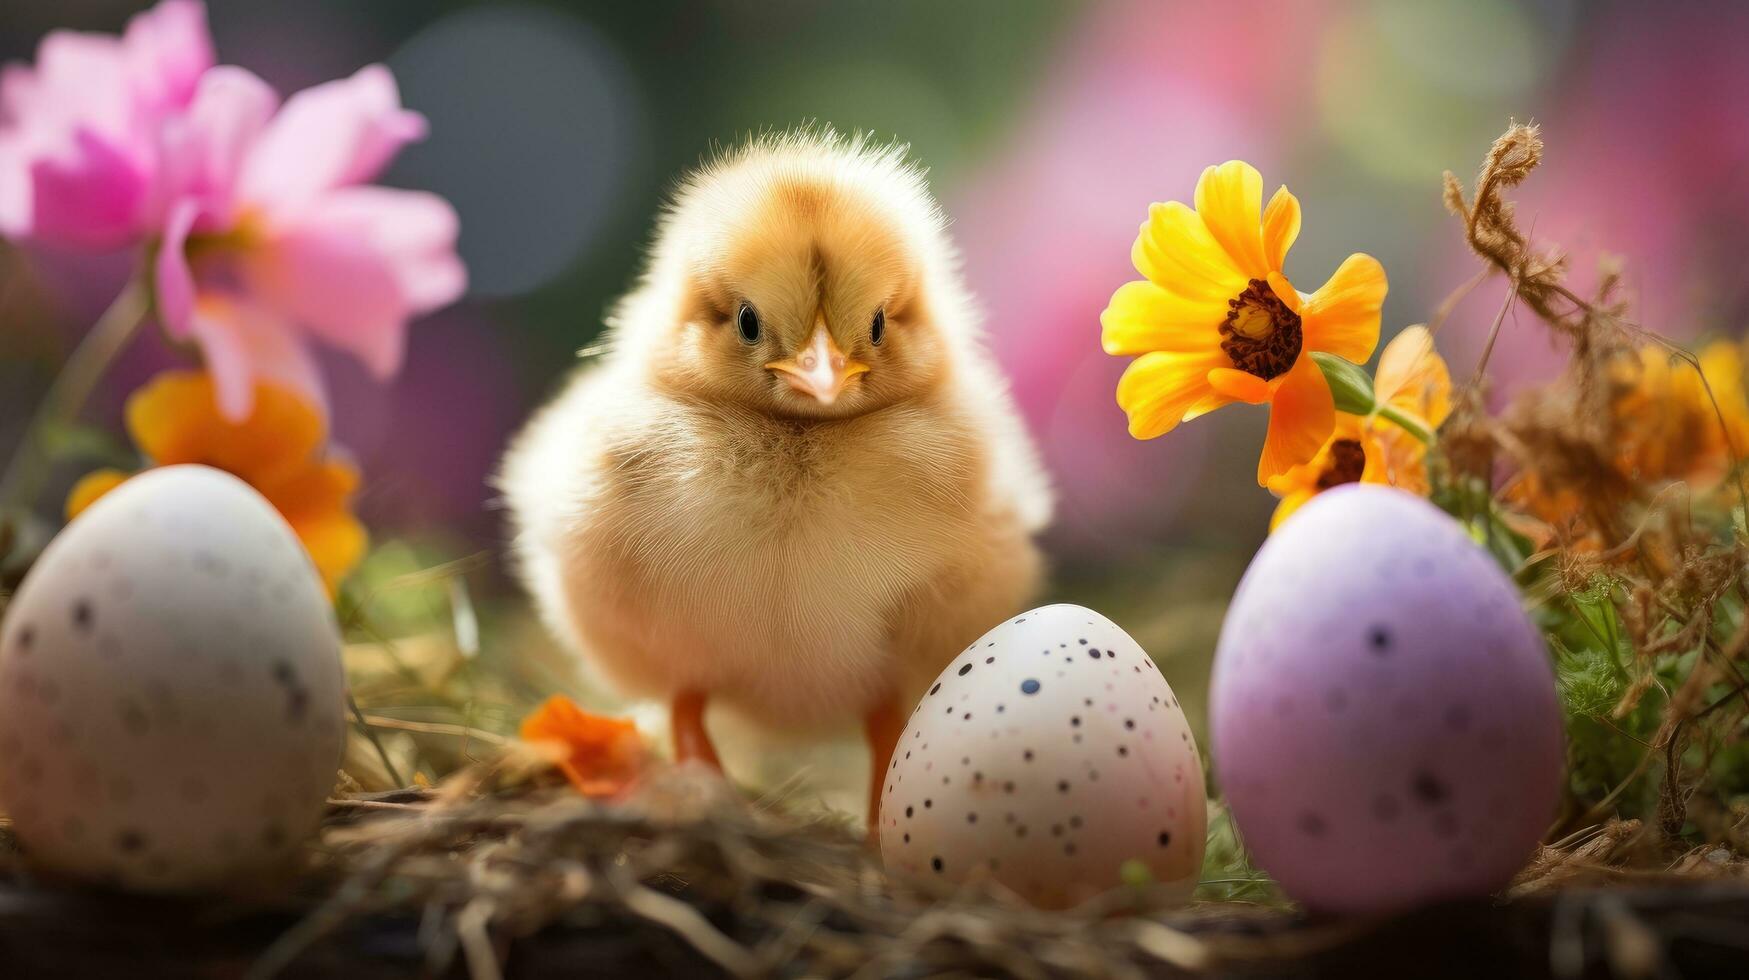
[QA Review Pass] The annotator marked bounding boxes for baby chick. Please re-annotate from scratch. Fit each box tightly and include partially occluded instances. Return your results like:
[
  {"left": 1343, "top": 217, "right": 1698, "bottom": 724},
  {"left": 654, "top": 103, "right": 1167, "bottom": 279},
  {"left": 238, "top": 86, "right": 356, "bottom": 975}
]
[{"left": 499, "top": 131, "right": 1051, "bottom": 826}]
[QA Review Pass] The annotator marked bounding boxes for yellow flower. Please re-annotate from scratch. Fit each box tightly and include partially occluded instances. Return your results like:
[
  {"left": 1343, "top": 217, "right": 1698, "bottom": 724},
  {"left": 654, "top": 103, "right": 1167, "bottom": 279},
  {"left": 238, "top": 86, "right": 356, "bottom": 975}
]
[
  {"left": 1615, "top": 340, "right": 1749, "bottom": 491},
  {"left": 1266, "top": 326, "right": 1451, "bottom": 530},
  {"left": 518, "top": 695, "right": 648, "bottom": 798},
  {"left": 1102, "top": 160, "right": 1389, "bottom": 484},
  {"left": 66, "top": 371, "right": 367, "bottom": 594},
  {"left": 1505, "top": 339, "right": 1749, "bottom": 552}
]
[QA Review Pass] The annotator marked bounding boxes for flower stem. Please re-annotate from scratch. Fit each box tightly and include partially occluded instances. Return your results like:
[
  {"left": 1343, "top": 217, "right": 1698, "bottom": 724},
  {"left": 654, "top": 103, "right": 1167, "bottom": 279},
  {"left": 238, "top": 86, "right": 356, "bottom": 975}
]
[
  {"left": 1376, "top": 403, "right": 1435, "bottom": 445},
  {"left": 0, "top": 277, "right": 150, "bottom": 515}
]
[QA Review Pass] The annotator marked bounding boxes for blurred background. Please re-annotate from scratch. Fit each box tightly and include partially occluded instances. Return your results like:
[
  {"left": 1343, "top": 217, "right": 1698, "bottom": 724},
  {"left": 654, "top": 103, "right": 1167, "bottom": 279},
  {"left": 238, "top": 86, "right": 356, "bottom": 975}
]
[{"left": 4, "top": 0, "right": 1748, "bottom": 793}]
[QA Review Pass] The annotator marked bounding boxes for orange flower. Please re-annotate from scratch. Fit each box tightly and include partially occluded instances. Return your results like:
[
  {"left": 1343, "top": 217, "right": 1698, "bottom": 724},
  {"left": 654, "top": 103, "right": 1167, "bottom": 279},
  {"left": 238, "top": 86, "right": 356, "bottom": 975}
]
[
  {"left": 518, "top": 695, "right": 647, "bottom": 798},
  {"left": 1506, "top": 340, "right": 1749, "bottom": 546},
  {"left": 65, "top": 370, "right": 366, "bottom": 593},
  {"left": 1102, "top": 160, "right": 1388, "bottom": 483},
  {"left": 1614, "top": 340, "right": 1749, "bottom": 491},
  {"left": 1266, "top": 326, "right": 1450, "bottom": 530}
]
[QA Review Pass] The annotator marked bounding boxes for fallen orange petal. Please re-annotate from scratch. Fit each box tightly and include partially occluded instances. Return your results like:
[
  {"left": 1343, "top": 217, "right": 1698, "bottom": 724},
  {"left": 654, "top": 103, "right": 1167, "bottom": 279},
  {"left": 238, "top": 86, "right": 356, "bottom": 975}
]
[
  {"left": 65, "top": 469, "right": 132, "bottom": 522},
  {"left": 518, "top": 695, "right": 647, "bottom": 798}
]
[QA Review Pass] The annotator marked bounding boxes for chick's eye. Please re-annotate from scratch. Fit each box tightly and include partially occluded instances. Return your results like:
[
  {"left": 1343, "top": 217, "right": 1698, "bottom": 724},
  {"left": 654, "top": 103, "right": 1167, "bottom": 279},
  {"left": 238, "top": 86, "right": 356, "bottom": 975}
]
[
  {"left": 870, "top": 308, "right": 886, "bottom": 346},
  {"left": 736, "top": 304, "right": 760, "bottom": 345}
]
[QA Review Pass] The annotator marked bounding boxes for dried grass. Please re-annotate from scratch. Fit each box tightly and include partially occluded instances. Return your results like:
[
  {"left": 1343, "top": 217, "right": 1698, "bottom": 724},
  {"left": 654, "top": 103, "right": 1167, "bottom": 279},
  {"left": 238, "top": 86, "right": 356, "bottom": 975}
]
[
  {"left": 268, "top": 771, "right": 1230, "bottom": 979},
  {"left": 254, "top": 772, "right": 1374, "bottom": 979},
  {"left": 204, "top": 767, "right": 1739, "bottom": 979},
  {"left": 1436, "top": 123, "right": 1749, "bottom": 850}
]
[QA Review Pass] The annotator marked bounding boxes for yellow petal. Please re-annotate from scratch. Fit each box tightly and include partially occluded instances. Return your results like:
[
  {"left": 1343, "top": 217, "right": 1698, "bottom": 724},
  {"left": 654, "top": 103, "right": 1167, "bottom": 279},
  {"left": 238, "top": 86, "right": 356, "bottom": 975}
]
[
  {"left": 1261, "top": 185, "right": 1301, "bottom": 273},
  {"left": 1374, "top": 325, "right": 1451, "bottom": 427},
  {"left": 1699, "top": 340, "right": 1744, "bottom": 391},
  {"left": 1182, "top": 387, "right": 1236, "bottom": 423},
  {"left": 1265, "top": 271, "right": 1302, "bottom": 314},
  {"left": 65, "top": 469, "right": 131, "bottom": 522},
  {"left": 1257, "top": 357, "right": 1335, "bottom": 484},
  {"left": 1132, "top": 201, "right": 1248, "bottom": 303},
  {"left": 1302, "top": 253, "right": 1387, "bottom": 364},
  {"left": 127, "top": 372, "right": 327, "bottom": 488},
  {"left": 1268, "top": 488, "right": 1316, "bottom": 533},
  {"left": 1100, "top": 280, "right": 1228, "bottom": 356},
  {"left": 288, "top": 508, "right": 368, "bottom": 596},
  {"left": 1698, "top": 342, "right": 1749, "bottom": 449},
  {"left": 262, "top": 458, "right": 360, "bottom": 518},
  {"left": 1207, "top": 367, "right": 1272, "bottom": 404},
  {"left": 1701, "top": 341, "right": 1749, "bottom": 458},
  {"left": 1194, "top": 161, "right": 1269, "bottom": 279},
  {"left": 1116, "top": 349, "right": 1227, "bottom": 439},
  {"left": 125, "top": 372, "right": 217, "bottom": 468},
  {"left": 249, "top": 452, "right": 364, "bottom": 595},
  {"left": 1358, "top": 427, "right": 1392, "bottom": 485},
  {"left": 1265, "top": 413, "right": 1363, "bottom": 496}
]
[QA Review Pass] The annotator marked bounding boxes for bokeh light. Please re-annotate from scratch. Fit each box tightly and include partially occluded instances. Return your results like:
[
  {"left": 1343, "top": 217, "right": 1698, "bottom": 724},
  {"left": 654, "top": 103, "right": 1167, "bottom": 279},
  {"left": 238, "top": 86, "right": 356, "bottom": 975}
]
[
  {"left": 386, "top": 5, "right": 644, "bottom": 299},
  {"left": 1315, "top": 0, "right": 1551, "bottom": 185}
]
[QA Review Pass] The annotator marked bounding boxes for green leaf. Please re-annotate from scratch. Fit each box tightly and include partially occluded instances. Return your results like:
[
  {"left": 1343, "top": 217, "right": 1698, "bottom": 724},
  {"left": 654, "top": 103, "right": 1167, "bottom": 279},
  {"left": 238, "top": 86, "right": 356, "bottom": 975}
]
[
  {"left": 1310, "top": 351, "right": 1375, "bottom": 415},
  {"left": 35, "top": 421, "right": 135, "bottom": 468},
  {"left": 1195, "top": 806, "right": 1283, "bottom": 904},
  {"left": 1550, "top": 634, "right": 1623, "bottom": 716}
]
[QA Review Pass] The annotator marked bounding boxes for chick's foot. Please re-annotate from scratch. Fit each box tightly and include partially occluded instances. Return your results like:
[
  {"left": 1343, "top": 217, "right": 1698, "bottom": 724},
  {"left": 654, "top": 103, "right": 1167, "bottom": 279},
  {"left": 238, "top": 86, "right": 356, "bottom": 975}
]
[
  {"left": 670, "top": 690, "right": 723, "bottom": 771},
  {"left": 864, "top": 698, "right": 903, "bottom": 844}
]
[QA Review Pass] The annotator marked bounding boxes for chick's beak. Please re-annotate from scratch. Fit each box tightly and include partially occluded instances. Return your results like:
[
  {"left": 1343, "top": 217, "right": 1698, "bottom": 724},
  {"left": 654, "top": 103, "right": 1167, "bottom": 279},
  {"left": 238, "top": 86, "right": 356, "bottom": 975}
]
[{"left": 765, "top": 327, "right": 869, "bottom": 405}]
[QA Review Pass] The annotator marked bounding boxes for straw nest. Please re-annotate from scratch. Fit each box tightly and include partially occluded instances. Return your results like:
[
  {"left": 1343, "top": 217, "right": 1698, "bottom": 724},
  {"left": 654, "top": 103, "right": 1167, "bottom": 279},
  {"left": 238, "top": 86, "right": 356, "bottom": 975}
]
[{"left": 7, "top": 767, "right": 1743, "bottom": 979}]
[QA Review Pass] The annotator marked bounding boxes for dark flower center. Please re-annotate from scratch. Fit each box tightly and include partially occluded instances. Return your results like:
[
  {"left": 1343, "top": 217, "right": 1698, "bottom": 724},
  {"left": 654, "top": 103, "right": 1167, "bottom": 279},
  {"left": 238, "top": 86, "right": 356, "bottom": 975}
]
[
  {"left": 1219, "top": 278, "right": 1303, "bottom": 380},
  {"left": 1316, "top": 439, "right": 1366, "bottom": 489}
]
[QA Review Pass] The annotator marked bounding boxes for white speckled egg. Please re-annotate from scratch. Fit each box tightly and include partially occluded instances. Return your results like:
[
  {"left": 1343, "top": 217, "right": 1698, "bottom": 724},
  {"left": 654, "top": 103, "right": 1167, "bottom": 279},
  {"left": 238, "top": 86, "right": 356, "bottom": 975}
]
[
  {"left": 1211, "top": 485, "right": 1564, "bottom": 913},
  {"left": 880, "top": 604, "right": 1206, "bottom": 908},
  {"left": 0, "top": 465, "right": 346, "bottom": 891}
]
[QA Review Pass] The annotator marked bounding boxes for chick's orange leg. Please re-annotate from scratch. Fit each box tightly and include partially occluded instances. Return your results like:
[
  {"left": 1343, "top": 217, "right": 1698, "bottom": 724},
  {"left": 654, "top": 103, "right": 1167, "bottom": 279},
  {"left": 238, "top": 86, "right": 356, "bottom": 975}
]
[
  {"left": 864, "top": 699, "right": 904, "bottom": 842},
  {"left": 670, "top": 690, "right": 722, "bottom": 770}
]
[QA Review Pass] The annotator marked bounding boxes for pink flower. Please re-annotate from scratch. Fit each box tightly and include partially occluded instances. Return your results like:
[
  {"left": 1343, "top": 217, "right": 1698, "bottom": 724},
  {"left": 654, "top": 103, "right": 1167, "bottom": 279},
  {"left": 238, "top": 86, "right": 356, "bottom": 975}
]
[
  {"left": 0, "top": 0, "right": 213, "bottom": 249},
  {"left": 0, "top": 0, "right": 466, "bottom": 421},
  {"left": 152, "top": 64, "right": 465, "bottom": 418}
]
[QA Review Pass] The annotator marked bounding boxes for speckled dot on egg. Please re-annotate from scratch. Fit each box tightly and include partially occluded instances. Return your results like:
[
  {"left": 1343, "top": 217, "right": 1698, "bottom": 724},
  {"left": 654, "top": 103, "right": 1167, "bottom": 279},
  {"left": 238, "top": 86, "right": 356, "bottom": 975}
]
[
  {"left": 1210, "top": 485, "right": 1564, "bottom": 914},
  {"left": 880, "top": 604, "right": 1206, "bottom": 909}
]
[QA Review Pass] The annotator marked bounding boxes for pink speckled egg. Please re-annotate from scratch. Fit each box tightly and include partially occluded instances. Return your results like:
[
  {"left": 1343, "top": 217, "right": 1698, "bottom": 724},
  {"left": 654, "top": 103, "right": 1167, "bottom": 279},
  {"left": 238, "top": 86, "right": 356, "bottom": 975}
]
[
  {"left": 880, "top": 605, "right": 1206, "bottom": 908},
  {"left": 1210, "top": 485, "right": 1564, "bottom": 914}
]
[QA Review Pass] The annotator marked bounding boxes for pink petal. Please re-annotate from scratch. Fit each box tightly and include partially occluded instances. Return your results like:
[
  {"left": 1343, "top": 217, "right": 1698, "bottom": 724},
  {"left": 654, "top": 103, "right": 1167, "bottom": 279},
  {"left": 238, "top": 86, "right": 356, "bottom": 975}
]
[
  {"left": 0, "top": 46, "right": 134, "bottom": 241},
  {"left": 298, "top": 186, "right": 467, "bottom": 312},
  {"left": 244, "top": 216, "right": 410, "bottom": 378},
  {"left": 239, "top": 65, "right": 427, "bottom": 209},
  {"left": 187, "top": 295, "right": 327, "bottom": 421},
  {"left": 26, "top": 128, "right": 150, "bottom": 250},
  {"left": 121, "top": 0, "right": 215, "bottom": 114},
  {"left": 242, "top": 186, "right": 466, "bottom": 379},
  {"left": 1, "top": 62, "right": 42, "bottom": 125},
  {"left": 24, "top": 32, "right": 134, "bottom": 138},
  {"left": 0, "top": 1, "right": 213, "bottom": 247},
  {"left": 155, "top": 66, "right": 278, "bottom": 225},
  {"left": 154, "top": 199, "right": 199, "bottom": 336}
]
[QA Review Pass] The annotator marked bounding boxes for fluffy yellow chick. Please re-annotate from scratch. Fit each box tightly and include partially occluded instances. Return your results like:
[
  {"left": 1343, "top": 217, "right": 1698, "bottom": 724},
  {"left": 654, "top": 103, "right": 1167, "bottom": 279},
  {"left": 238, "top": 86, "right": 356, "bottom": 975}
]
[{"left": 498, "top": 131, "right": 1051, "bottom": 824}]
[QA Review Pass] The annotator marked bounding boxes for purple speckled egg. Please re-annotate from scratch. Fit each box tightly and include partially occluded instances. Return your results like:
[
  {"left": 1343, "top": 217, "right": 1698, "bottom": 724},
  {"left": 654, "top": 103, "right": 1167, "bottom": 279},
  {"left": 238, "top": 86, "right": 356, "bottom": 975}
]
[{"left": 1210, "top": 485, "right": 1564, "bottom": 914}]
